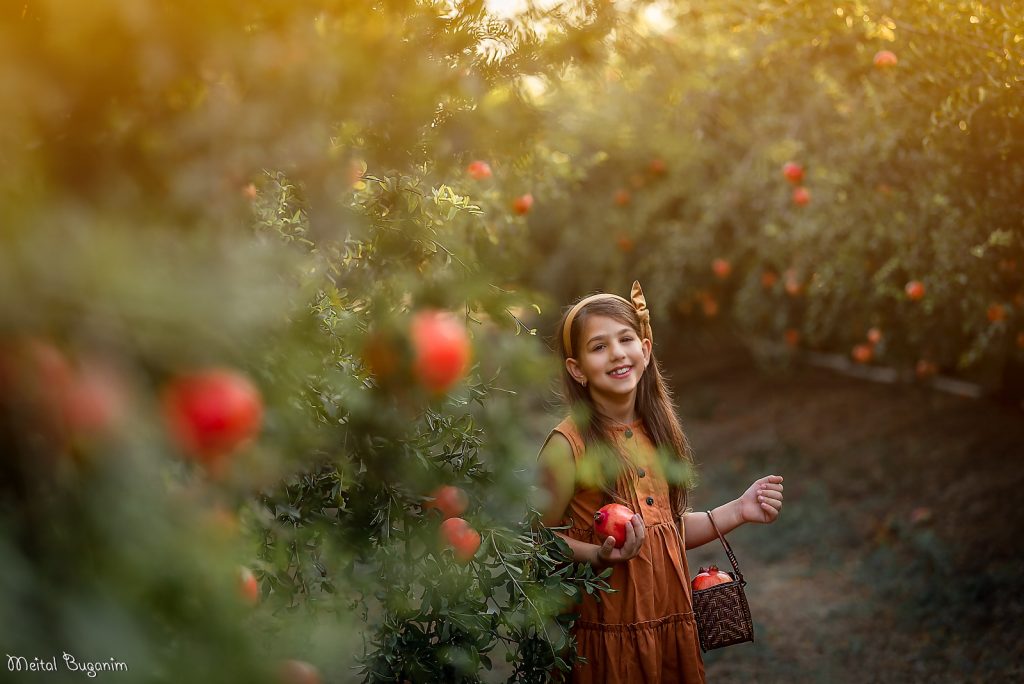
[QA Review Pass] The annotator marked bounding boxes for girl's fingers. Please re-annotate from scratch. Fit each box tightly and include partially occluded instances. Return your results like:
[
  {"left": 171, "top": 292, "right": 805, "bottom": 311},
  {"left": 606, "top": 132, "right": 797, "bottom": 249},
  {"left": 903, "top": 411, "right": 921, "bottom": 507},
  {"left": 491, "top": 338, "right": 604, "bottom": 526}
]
[
  {"left": 601, "top": 517, "right": 647, "bottom": 561},
  {"left": 756, "top": 485, "right": 783, "bottom": 499},
  {"left": 757, "top": 490, "right": 783, "bottom": 501},
  {"left": 632, "top": 516, "right": 646, "bottom": 544},
  {"left": 623, "top": 519, "right": 636, "bottom": 547},
  {"left": 622, "top": 517, "right": 644, "bottom": 556},
  {"left": 599, "top": 537, "right": 615, "bottom": 558}
]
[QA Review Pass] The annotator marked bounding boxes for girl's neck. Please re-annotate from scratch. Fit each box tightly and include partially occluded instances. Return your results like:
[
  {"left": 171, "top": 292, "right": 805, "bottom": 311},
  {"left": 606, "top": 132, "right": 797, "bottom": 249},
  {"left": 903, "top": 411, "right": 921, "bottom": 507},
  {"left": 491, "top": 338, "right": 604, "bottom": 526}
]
[{"left": 591, "top": 393, "right": 637, "bottom": 425}]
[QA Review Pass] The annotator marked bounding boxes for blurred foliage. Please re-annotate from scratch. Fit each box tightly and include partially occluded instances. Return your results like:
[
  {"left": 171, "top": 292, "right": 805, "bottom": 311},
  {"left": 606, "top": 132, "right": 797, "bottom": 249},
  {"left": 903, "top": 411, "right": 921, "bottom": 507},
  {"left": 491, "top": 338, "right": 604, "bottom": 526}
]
[
  {"left": 521, "top": 0, "right": 1024, "bottom": 390},
  {"left": 0, "top": 0, "right": 619, "bottom": 682},
  {"left": 2, "top": 0, "right": 1024, "bottom": 682}
]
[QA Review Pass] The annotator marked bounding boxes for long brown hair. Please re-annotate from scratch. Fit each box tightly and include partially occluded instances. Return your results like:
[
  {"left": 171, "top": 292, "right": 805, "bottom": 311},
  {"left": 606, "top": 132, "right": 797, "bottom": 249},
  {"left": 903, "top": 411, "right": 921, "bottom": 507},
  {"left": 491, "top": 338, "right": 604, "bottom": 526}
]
[{"left": 555, "top": 295, "right": 696, "bottom": 518}]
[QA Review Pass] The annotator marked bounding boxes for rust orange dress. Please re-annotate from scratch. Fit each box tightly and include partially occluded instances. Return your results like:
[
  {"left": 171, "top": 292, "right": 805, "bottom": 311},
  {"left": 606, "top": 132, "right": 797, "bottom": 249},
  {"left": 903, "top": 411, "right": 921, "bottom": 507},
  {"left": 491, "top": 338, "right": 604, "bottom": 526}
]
[{"left": 546, "top": 416, "right": 706, "bottom": 684}]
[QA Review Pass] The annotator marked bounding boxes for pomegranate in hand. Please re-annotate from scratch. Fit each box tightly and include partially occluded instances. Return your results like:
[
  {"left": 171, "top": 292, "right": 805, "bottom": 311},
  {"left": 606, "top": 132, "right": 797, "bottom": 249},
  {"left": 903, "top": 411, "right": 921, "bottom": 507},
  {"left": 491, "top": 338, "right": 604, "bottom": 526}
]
[
  {"left": 593, "top": 503, "right": 635, "bottom": 549},
  {"left": 692, "top": 564, "right": 733, "bottom": 591}
]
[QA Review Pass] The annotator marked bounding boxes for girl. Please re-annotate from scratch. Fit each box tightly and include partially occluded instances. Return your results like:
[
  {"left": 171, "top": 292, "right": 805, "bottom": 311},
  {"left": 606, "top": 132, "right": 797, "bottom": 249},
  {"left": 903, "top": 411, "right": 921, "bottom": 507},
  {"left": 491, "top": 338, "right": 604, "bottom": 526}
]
[{"left": 538, "top": 281, "right": 785, "bottom": 683}]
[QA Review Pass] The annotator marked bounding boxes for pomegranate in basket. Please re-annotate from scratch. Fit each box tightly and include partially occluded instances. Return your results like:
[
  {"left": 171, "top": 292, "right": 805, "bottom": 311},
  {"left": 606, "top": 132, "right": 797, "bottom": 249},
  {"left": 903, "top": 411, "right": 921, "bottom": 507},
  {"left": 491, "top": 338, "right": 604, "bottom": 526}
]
[{"left": 692, "top": 565, "right": 734, "bottom": 591}]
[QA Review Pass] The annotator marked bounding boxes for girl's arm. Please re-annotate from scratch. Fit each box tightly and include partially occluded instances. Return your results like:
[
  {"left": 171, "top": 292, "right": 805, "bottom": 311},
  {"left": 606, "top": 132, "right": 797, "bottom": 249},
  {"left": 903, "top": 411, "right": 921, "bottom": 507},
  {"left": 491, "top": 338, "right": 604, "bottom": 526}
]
[
  {"left": 681, "top": 475, "right": 784, "bottom": 550},
  {"left": 537, "top": 432, "right": 645, "bottom": 567}
]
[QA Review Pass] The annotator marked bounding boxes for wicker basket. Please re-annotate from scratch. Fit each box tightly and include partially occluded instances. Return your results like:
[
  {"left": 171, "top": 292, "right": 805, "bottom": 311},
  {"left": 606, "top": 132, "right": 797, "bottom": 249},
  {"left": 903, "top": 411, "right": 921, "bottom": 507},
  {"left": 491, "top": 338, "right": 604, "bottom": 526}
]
[{"left": 691, "top": 510, "right": 755, "bottom": 652}]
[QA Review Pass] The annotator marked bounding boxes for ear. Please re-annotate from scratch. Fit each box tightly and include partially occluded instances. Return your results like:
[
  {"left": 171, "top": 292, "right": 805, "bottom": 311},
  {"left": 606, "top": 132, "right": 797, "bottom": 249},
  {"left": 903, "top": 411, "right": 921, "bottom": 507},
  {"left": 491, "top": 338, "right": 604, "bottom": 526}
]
[
  {"left": 641, "top": 337, "right": 652, "bottom": 368},
  {"left": 565, "top": 357, "right": 587, "bottom": 385}
]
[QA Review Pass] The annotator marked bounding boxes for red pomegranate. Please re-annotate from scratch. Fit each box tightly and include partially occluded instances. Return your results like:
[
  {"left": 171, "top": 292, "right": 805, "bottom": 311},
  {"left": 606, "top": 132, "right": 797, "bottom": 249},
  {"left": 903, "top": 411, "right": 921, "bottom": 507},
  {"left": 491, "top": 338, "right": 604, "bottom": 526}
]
[
  {"left": 692, "top": 565, "right": 733, "bottom": 591},
  {"left": 161, "top": 368, "right": 263, "bottom": 467},
  {"left": 439, "top": 517, "right": 481, "bottom": 564},
  {"left": 782, "top": 162, "right": 804, "bottom": 184},
  {"left": 593, "top": 503, "right": 635, "bottom": 549},
  {"left": 410, "top": 310, "right": 471, "bottom": 394},
  {"left": 425, "top": 485, "right": 468, "bottom": 519}
]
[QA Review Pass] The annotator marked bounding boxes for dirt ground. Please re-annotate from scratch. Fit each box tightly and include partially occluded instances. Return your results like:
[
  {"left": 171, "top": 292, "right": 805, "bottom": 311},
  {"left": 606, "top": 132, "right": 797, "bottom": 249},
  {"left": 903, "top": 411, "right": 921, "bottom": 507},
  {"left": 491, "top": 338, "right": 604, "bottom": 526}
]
[{"left": 667, "top": 335, "right": 1024, "bottom": 683}]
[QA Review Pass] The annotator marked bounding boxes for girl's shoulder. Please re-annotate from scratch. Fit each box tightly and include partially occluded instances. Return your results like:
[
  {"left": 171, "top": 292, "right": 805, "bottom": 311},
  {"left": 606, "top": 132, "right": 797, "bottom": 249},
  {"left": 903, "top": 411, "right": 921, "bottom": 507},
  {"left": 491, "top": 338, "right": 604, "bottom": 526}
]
[{"left": 542, "top": 416, "right": 584, "bottom": 460}]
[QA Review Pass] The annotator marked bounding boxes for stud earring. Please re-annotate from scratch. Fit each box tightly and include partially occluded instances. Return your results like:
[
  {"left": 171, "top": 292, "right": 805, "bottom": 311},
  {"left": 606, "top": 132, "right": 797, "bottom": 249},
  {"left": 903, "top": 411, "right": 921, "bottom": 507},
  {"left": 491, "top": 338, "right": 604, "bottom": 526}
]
[{"left": 581, "top": 379, "right": 588, "bottom": 387}]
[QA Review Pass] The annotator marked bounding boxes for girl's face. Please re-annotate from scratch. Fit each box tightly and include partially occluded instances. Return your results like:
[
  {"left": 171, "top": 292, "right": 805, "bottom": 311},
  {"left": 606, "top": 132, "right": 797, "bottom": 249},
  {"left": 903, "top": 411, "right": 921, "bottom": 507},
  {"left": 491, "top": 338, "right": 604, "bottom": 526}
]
[{"left": 565, "top": 314, "right": 651, "bottom": 402}]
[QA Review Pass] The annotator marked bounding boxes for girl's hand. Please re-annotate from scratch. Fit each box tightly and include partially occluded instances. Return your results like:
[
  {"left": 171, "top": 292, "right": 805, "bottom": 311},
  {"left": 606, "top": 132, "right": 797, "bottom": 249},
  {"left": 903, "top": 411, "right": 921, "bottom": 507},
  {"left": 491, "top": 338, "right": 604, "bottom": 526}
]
[
  {"left": 739, "top": 475, "right": 784, "bottom": 524},
  {"left": 594, "top": 514, "right": 646, "bottom": 567}
]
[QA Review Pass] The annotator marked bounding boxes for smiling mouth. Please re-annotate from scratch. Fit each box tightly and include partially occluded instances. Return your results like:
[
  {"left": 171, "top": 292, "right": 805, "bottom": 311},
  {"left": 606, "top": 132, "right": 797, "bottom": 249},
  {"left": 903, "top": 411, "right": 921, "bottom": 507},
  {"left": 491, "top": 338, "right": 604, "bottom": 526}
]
[{"left": 608, "top": 366, "right": 632, "bottom": 378}]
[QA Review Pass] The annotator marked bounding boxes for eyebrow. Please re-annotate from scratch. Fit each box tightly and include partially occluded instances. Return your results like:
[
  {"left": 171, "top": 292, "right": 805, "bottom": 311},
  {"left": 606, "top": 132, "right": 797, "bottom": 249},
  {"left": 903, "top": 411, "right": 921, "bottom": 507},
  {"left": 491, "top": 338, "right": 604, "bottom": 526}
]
[{"left": 586, "top": 328, "right": 634, "bottom": 345}]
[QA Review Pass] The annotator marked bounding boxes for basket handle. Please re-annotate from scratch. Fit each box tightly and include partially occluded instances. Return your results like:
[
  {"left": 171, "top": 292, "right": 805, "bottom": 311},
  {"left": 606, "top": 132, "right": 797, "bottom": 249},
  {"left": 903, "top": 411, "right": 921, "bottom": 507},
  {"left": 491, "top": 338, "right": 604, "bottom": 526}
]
[{"left": 706, "top": 510, "right": 746, "bottom": 586}]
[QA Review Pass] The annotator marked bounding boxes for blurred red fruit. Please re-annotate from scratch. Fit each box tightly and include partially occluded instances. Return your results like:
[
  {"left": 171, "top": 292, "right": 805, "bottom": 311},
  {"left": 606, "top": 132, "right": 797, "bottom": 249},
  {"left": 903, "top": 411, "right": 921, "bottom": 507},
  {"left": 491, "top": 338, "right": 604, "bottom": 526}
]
[
  {"left": 425, "top": 485, "right": 468, "bottom": 519},
  {"left": 361, "top": 331, "right": 402, "bottom": 383},
  {"left": 909, "top": 507, "right": 933, "bottom": 525},
  {"left": 162, "top": 369, "right": 264, "bottom": 468},
  {"left": 613, "top": 189, "right": 631, "bottom": 207},
  {"left": 410, "top": 310, "right": 471, "bottom": 394},
  {"left": 277, "top": 660, "right": 323, "bottom": 684},
  {"left": 616, "top": 236, "right": 635, "bottom": 253},
  {"left": 761, "top": 270, "right": 778, "bottom": 289},
  {"left": 242, "top": 183, "right": 258, "bottom": 200},
  {"left": 866, "top": 328, "right": 882, "bottom": 345},
  {"left": 792, "top": 186, "right": 811, "bottom": 206},
  {"left": 11, "top": 339, "right": 74, "bottom": 434},
  {"left": 61, "top": 362, "right": 127, "bottom": 439},
  {"left": 712, "top": 258, "right": 732, "bottom": 280},
  {"left": 439, "top": 517, "right": 481, "bottom": 564},
  {"left": 784, "top": 329, "right": 800, "bottom": 348},
  {"left": 205, "top": 506, "right": 240, "bottom": 539},
  {"left": 913, "top": 505, "right": 937, "bottom": 528},
  {"left": 915, "top": 359, "right": 938, "bottom": 380},
  {"left": 648, "top": 158, "right": 667, "bottom": 175},
  {"left": 10, "top": 341, "right": 127, "bottom": 443},
  {"left": 25, "top": 338, "right": 74, "bottom": 392},
  {"left": 782, "top": 162, "right": 804, "bottom": 184},
  {"left": 987, "top": 304, "right": 1006, "bottom": 323},
  {"left": 784, "top": 270, "right": 803, "bottom": 297},
  {"left": 873, "top": 50, "right": 898, "bottom": 68},
  {"left": 346, "top": 158, "right": 366, "bottom": 187},
  {"left": 239, "top": 567, "right": 259, "bottom": 605},
  {"left": 905, "top": 281, "right": 925, "bottom": 301},
  {"left": 466, "top": 160, "right": 492, "bottom": 180},
  {"left": 852, "top": 344, "right": 873, "bottom": 364},
  {"left": 512, "top": 193, "right": 534, "bottom": 215},
  {"left": 700, "top": 294, "right": 719, "bottom": 318}
]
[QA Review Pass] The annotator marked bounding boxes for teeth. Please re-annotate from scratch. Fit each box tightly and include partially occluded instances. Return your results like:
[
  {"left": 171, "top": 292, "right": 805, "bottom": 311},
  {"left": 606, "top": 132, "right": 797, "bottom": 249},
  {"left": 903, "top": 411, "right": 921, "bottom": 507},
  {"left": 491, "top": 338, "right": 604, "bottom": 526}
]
[{"left": 610, "top": 367, "right": 630, "bottom": 377}]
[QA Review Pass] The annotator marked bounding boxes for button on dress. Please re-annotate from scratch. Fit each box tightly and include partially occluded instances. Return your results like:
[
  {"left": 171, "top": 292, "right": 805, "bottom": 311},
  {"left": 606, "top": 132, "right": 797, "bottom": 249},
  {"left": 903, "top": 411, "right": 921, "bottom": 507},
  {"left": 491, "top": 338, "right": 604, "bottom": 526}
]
[{"left": 546, "top": 417, "right": 706, "bottom": 684}]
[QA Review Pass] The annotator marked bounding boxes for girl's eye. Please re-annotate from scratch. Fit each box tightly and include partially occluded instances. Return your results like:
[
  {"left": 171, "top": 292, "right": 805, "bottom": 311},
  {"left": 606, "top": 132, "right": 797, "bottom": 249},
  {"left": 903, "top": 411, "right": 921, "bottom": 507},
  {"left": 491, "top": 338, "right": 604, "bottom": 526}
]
[
  {"left": 621, "top": 337, "right": 633, "bottom": 342},
  {"left": 592, "top": 344, "right": 605, "bottom": 351}
]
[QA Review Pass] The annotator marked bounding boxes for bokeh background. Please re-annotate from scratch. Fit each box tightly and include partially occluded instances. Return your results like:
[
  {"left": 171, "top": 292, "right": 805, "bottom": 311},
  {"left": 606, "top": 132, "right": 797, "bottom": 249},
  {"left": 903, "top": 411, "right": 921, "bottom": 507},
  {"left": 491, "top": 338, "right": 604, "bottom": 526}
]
[{"left": 1, "top": 1, "right": 1022, "bottom": 682}]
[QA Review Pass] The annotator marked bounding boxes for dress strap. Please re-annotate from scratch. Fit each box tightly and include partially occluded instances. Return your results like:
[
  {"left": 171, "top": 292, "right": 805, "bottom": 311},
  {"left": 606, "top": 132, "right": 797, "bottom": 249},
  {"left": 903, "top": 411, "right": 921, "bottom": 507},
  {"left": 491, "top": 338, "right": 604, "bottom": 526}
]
[{"left": 549, "top": 417, "right": 586, "bottom": 464}]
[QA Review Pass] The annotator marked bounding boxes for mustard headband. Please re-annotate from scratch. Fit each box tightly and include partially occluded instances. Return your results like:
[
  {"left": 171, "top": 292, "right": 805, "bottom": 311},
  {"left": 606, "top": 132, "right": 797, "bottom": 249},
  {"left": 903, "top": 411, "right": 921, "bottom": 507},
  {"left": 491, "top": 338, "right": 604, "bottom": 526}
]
[{"left": 561, "top": 280, "right": 652, "bottom": 357}]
